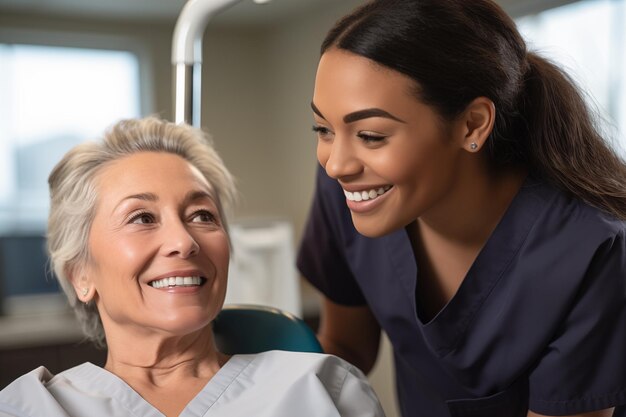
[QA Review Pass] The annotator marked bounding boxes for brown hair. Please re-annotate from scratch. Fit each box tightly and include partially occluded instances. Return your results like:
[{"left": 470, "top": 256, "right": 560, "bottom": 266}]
[{"left": 322, "top": 0, "right": 626, "bottom": 219}]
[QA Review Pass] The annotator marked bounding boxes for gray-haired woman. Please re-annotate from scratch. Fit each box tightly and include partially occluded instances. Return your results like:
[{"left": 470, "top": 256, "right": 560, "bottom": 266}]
[{"left": 0, "top": 117, "right": 385, "bottom": 417}]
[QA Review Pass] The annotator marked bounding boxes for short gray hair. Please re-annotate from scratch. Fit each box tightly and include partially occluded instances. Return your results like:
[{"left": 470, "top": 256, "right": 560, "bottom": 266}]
[{"left": 47, "top": 117, "right": 236, "bottom": 348}]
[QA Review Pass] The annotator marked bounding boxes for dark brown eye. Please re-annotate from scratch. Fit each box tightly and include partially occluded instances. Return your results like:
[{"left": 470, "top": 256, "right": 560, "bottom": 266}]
[
  {"left": 190, "top": 210, "right": 216, "bottom": 224},
  {"left": 357, "top": 133, "right": 387, "bottom": 143},
  {"left": 129, "top": 212, "right": 154, "bottom": 224},
  {"left": 312, "top": 125, "right": 333, "bottom": 139}
]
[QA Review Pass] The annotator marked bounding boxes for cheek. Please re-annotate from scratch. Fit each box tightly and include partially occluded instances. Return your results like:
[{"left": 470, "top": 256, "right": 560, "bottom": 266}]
[
  {"left": 390, "top": 135, "right": 456, "bottom": 182},
  {"left": 125, "top": 238, "right": 155, "bottom": 271},
  {"left": 216, "top": 244, "right": 230, "bottom": 275},
  {"left": 203, "top": 234, "right": 230, "bottom": 275},
  {"left": 114, "top": 239, "right": 149, "bottom": 263},
  {"left": 89, "top": 233, "right": 153, "bottom": 282},
  {"left": 392, "top": 144, "right": 462, "bottom": 213}
]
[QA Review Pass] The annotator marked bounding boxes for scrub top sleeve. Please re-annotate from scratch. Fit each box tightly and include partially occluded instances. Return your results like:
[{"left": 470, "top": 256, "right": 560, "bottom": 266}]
[
  {"left": 297, "top": 166, "right": 367, "bottom": 306},
  {"left": 528, "top": 232, "right": 626, "bottom": 415},
  {"left": 335, "top": 366, "right": 386, "bottom": 417}
]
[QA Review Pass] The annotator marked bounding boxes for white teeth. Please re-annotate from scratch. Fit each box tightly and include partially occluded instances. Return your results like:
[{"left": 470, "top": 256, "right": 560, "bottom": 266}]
[
  {"left": 150, "top": 276, "right": 202, "bottom": 288},
  {"left": 344, "top": 185, "right": 392, "bottom": 202}
]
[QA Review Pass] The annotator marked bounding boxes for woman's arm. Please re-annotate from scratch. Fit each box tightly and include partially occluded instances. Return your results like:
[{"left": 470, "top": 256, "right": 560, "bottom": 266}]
[
  {"left": 528, "top": 408, "right": 615, "bottom": 417},
  {"left": 317, "top": 297, "right": 381, "bottom": 374}
]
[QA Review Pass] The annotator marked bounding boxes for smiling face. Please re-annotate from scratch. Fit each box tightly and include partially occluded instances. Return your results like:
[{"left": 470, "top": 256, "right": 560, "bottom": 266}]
[
  {"left": 80, "top": 151, "right": 230, "bottom": 339},
  {"left": 313, "top": 48, "right": 471, "bottom": 237}
]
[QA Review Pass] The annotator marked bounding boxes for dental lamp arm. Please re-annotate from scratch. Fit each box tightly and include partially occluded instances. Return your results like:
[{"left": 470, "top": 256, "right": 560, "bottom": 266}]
[{"left": 172, "top": 0, "right": 246, "bottom": 125}]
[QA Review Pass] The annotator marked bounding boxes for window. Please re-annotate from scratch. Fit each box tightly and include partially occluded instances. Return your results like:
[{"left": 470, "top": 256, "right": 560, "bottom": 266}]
[
  {"left": 0, "top": 43, "right": 141, "bottom": 313},
  {"left": 0, "top": 44, "right": 141, "bottom": 232},
  {"left": 516, "top": 0, "right": 626, "bottom": 154}
]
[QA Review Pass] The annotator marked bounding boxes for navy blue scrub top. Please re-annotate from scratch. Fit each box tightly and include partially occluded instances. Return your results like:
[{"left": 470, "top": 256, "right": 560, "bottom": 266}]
[{"left": 297, "top": 166, "right": 626, "bottom": 417}]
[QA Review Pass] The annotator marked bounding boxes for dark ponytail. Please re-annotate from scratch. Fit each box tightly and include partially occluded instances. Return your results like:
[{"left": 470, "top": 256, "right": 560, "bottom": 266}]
[
  {"left": 323, "top": 0, "right": 626, "bottom": 220},
  {"left": 519, "top": 53, "right": 626, "bottom": 218}
]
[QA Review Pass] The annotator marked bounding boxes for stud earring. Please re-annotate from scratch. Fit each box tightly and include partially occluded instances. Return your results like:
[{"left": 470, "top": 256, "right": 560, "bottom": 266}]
[
  {"left": 81, "top": 288, "right": 88, "bottom": 297},
  {"left": 470, "top": 142, "right": 478, "bottom": 151}
]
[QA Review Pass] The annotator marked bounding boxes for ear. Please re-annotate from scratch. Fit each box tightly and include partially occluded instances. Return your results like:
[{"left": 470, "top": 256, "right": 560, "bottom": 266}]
[
  {"left": 458, "top": 97, "right": 495, "bottom": 153},
  {"left": 67, "top": 263, "right": 96, "bottom": 303}
]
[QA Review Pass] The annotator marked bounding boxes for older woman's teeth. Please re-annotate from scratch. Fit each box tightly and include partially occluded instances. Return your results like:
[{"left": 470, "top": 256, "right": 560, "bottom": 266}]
[
  {"left": 150, "top": 276, "right": 203, "bottom": 288},
  {"left": 344, "top": 186, "right": 391, "bottom": 202}
]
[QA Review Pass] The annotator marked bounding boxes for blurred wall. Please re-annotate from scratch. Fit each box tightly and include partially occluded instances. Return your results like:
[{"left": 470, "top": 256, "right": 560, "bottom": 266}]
[{"left": 200, "top": 1, "right": 363, "bottom": 242}]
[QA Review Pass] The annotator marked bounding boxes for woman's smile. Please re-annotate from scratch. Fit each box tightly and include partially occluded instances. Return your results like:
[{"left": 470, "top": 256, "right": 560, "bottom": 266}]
[
  {"left": 84, "top": 151, "right": 230, "bottom": 337},
  {"left": 148, "top": 276, "right": 205, "bottom": 289},
  {"left": 342, "top": 185, "right": 392, "bottom": 202},
  {"left": 313, "top": 48, "right": 468, "bottom": 237},
  {"left": 342, "top": 185, "right": 394, "bottom": 214}
]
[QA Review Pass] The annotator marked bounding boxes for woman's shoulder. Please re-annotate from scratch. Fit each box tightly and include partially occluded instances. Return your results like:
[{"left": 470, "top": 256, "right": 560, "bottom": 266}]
[
  {"left": 526, "top": 176, "right": 626, "bottom": 237},
  {"left": 0, "top": 366, "right": 53, "bottom": 396},
  {"left": 239, "top": 350, "right": 362, "bottom": 377},
  {"left": 0, "top": 363, "right": 95, "bottom": 414},
  {"left": 222, "top": 351, "right": 384, "bottom": 416},
  {"left": 0, "top": 367, "right": 59, "bottom": 416},
  {"left": 230, "top": 351, "right": 367, "bottom": 397}
]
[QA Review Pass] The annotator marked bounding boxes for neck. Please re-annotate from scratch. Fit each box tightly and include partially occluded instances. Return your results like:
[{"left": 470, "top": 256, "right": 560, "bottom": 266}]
[
  {"left": 103, "top": 325, "right": 226, "bottom": 388},
  {"left": 408, "top": 163, "right": 527, "bottom": 321},
  {"left": 415, "top": 164, "right": 527, "bottom": 247}
]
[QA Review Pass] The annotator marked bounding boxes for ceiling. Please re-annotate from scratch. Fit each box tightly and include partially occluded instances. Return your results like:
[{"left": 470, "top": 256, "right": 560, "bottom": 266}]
[
  {"left": 0, "top": 0, "right": 581, "bottom": 27},
  {"left": 0, "top": 0, "right": 340, "bottom": 26}
]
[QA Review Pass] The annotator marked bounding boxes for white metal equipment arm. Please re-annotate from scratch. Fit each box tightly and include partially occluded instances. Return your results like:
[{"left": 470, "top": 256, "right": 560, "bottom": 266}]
[{"left": 172, "top": 0, "right": 246, "bottom": 126}]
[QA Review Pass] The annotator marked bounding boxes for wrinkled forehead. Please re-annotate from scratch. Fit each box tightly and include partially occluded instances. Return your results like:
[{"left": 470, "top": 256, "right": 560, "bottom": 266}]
[{"left": 93, "top": 151, "right": 219, "bottom": 211}]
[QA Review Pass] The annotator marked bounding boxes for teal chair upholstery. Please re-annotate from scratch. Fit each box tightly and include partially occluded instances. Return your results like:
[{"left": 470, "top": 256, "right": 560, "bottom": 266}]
[{"left": 213, "top": 304, "right": 323, "bottom": 355}]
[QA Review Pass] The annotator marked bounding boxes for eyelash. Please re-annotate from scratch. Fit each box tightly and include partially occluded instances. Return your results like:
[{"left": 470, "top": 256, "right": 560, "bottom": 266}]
[
  {"left": 189, "top": 209, "right": 217, "bottom": 224},
  {"left": 312, "top": 125, "right": 331, "bottom": 137},
  {"left": 312, "top": 125, "right": 387, "bottom": 144},
  {"left": 128, "top": 210, "right": 154, "bottom": 224},
  {"left": 357, "top": 133, "right": 387, "bottom": 143},
  {"left": 126, "top": 209, "right": 217, "bottom": 225}
]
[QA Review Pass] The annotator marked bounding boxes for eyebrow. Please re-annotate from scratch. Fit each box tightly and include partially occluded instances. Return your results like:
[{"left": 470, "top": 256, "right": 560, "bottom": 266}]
[
  {"left": 113, "top": 190, "right": 215, "bottom": 213},
  {"left": 311, "top": 102, "right": 326, "bottom": 120},
  {"left": 184, "top": 190, "right": 215, "bottom": 204},
  {"left": 119, "top": 192, "right": 158, "bottom": 205},
  {"left": 311, "top": 102, "right": 406, "bottom": 124}
]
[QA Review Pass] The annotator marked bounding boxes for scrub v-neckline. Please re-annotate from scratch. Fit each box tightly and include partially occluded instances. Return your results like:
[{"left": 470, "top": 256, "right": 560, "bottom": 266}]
[
  {"left": 60, "top": 356, "right": 253, "bottom": 417},
  {"left": 386, "top": 176, "right": 547, "bottom": 356}
]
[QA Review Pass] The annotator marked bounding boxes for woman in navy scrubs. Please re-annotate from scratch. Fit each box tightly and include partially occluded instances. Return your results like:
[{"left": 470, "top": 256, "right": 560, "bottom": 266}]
[{"left": 297, "top": 0, "right": 626, "bottom": 416}]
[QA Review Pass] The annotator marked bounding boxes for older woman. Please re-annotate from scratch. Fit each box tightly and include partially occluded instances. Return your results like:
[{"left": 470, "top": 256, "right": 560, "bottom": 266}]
[{"left": 0, "top": 117, "right": 385, "bottom": 417}]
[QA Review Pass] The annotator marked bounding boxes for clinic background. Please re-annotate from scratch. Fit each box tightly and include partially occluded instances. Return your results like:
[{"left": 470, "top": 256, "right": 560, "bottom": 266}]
[{"left": 0, "top": 1, "right": 624, "bottom": 416}]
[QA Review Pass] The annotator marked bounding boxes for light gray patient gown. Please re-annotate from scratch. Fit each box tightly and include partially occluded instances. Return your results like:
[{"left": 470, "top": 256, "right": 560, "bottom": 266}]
[{"left": 0, "top": 350, "right": 385, "bottom": 417}]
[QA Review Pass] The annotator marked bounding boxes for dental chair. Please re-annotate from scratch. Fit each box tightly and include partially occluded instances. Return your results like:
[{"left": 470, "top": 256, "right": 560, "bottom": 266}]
[{"left": 213, "top": 304, "right": 323, "bottom": 355}]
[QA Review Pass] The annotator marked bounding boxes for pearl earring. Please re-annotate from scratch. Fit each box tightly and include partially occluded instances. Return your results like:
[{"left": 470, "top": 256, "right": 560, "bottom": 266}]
[{"left": 470, "top": 142, "right": 478, "bottom": 151}]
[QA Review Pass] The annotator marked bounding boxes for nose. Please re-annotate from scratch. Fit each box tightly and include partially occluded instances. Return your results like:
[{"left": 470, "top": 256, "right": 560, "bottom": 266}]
[
  {"left": 318, "top": 136, "right": 362, "bottom": 180},
  {"left": 161, "top": 218, "right": 200, "bottom": 258}
]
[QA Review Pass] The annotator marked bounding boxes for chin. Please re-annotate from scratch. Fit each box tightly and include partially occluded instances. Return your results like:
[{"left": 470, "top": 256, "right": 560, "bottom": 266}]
[
  {"left": 351, "top": 209, "right": 415, "bottom": 238},
  {"left": 352, "top": 218, "right": 394, "bottom": 238},
  {"left": 156, "top": 310, "right": 215, "bottom": 335}
]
